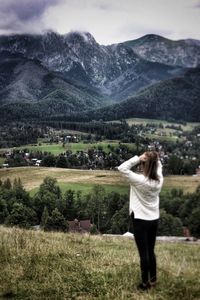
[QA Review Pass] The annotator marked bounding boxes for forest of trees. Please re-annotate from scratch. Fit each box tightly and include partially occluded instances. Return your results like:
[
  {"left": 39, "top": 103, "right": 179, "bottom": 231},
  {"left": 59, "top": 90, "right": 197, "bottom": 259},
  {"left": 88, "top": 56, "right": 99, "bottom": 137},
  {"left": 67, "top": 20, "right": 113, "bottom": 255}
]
[
  {"left": 0, "top": 123, "right": 47, "bottom": 148},
  {"left": 0, "top": 177, "right": 200, "bottom": 238}
]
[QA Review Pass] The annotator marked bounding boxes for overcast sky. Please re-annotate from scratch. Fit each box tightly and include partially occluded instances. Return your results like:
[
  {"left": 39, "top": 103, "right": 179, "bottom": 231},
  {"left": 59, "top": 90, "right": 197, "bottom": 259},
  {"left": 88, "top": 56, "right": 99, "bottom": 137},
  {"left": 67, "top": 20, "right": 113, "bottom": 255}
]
[{"left": 0, "top": 0, "right": 200, "bottom": 44}]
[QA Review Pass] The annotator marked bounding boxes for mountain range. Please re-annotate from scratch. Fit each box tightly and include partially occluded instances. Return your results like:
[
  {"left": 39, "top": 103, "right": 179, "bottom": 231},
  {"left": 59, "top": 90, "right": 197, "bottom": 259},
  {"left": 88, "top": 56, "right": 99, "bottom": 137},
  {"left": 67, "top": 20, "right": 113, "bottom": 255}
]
[{"left": 0, "top": 31, "right": 200, "bottom": 122}]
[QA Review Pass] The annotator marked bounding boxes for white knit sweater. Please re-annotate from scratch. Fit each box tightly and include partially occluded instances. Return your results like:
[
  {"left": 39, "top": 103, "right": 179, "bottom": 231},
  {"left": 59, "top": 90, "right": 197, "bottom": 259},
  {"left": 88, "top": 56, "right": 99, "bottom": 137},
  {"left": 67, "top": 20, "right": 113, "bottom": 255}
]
[{"left": 118, "top": 155, "right": 163, "bottom": 220}]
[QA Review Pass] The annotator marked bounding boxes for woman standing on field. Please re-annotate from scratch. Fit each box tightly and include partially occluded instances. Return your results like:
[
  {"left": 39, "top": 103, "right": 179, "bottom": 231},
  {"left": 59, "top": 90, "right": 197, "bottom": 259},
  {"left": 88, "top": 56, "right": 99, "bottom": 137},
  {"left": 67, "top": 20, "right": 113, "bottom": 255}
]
[{"left": 118, "top": 151, "right": 163, "bottom": 290}]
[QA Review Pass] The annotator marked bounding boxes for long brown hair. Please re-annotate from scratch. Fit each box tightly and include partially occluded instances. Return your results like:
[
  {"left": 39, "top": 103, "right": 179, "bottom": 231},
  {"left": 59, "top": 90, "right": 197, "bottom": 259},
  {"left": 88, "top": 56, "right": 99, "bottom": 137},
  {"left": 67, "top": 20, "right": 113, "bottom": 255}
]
[{"left": 142, "top": 151, "right": 159, "bottom": 181}]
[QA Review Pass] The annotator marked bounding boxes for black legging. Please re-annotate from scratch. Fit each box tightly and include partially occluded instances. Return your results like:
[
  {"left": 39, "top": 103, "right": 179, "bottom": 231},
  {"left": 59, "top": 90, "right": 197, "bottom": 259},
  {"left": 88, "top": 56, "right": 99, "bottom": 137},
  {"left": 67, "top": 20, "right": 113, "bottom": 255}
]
[{"left": 131, "top": 214, "right": 159, "bottom": 284}]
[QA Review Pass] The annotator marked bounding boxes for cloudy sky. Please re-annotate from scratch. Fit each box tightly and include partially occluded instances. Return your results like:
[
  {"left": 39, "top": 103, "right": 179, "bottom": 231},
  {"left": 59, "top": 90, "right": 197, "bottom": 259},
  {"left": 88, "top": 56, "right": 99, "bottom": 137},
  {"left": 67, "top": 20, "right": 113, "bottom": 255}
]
[{"left": 0, "top": 0, "right": 200, "bottom": 44}]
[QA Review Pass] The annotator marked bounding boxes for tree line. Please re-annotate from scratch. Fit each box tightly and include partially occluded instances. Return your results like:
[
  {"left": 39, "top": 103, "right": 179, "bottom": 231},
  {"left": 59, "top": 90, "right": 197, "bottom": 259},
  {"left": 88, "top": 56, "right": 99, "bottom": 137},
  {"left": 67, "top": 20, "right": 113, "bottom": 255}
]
[
  {"left": 0, "top": 123, "right": 47, "bottom": 148},
  {"left": 4, "top": 143, "right": 200, "bottom": 175},
  {"left": 0, "top": 177, "right": 199, "bottom": 238}
]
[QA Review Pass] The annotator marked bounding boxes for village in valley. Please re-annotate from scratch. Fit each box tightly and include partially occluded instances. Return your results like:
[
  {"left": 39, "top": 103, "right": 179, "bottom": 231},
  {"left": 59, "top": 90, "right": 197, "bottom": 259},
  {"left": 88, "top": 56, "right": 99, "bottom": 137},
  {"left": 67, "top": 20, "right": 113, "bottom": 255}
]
[{"left": 0, "top": 119, "right": 200, "bottom": 176}]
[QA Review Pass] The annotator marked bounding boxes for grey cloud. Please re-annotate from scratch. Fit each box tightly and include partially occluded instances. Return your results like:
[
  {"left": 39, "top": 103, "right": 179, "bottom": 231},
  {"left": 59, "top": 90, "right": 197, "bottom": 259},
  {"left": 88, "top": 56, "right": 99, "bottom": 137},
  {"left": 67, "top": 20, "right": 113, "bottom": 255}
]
[
  {"left": 119, "top": 24, "right": 174, "bottom": 40},
  {"left": 0, "top": 0, "right": 62, "bottom": 33},
  {"left": 0, "top": 0, "right": 62, "bottom": 20},
  {"left": 191, "top": 0, "right": 200, "bottom": 8},
  {"left": 96, "top": 4, "right": 112, "bottom": 11}
]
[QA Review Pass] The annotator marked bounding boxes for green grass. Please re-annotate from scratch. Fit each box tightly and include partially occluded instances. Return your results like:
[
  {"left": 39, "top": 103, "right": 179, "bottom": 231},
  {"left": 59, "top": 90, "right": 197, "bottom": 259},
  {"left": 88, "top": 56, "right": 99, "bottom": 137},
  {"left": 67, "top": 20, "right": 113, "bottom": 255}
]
[
  {"left": 0, "top": 226, "right": 200, "bottom": 300},
  {"left": 14, "top": 141, "right": 131, "bottom": 155},
  {"left": 0, "top": 157, "right": 5, "bottom": 166},
  {"left": 30, "top": 182, "right": 128, "bottom": 197},
  {"left": 124, "top": 118, "right": 200, "bottom": 142},
  {"left": 62, "top": 141, "right": 122, "bottom": 153},
  {"left": 145, "top": 133, "right": 179, "bottom": 142},
  {"left": 125, "top": 118, "right": 200, "bottom": 131},
  {"left": 1, "top": 167, "right": 200, "bottom": 194},
  {"left": 16, "top": 143, "right": 71, "bottom": 155}
]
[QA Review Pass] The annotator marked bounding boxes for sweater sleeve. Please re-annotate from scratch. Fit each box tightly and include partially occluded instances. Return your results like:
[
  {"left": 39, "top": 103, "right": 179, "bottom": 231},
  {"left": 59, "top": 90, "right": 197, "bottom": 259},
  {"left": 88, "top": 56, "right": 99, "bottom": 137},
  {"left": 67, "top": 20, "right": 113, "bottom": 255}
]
[
  {"left": 157, "top": 160, "right": 163, "bottom": 182},
  {"left": 117, "top": 156, "right": 145, "bottom": 185}
]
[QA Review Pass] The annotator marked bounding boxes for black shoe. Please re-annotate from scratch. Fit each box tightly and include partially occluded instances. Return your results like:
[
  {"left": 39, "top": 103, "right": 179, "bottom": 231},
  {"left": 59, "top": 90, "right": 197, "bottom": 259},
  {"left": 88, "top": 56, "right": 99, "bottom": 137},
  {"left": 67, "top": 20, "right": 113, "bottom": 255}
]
[
  {"left": 137, "top": 283, "right": 150, "bottom": 291},
  {"left": 149, "top": 281, "right": 157, "bottom": 288}
]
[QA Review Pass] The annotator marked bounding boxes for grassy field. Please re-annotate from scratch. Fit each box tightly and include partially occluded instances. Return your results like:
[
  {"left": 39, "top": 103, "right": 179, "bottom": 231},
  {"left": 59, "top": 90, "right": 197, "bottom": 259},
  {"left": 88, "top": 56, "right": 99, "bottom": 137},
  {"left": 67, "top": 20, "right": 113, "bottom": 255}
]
[
  {"left": 0, "top": 157, "right": 5, "bottom": 165},
  {"left": 145, "top": 133, "right": 180, "bottom": 142},
  {"left": 0, "top": 226, "right": 200, "bottom": 300},
  {"left": 0, "top": 167, "right": 200, "bottom": 195},
  {"left": 30, "top": 182, "right": 128, "bottom": 197},
  {"left": 125, "top": 118, "right": 200, "bottom": 131},
  {"left": 124, "top": 118, "right": 200, "bottom": 142},
  {"left": 9, "top": 141, "right": 132, "bottom": 155}
]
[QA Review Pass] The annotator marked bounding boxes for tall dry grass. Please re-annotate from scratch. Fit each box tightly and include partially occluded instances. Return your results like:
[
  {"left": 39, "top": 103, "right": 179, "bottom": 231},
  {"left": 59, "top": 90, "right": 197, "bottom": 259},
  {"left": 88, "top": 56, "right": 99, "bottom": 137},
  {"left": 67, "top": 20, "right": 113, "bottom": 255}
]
[
  {"left": 0, "top": 167, "right": 200, "bottom": 193},
  {"left": 0, "top": 226, "right": 200, "bottom": 299}
]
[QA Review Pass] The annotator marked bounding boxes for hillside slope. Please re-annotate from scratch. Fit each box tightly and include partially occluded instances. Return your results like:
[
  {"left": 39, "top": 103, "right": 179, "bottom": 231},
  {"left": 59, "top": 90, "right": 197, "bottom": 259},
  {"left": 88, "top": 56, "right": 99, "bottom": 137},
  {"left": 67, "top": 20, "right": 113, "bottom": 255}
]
[
  {"left": 0, "top": 51, "right": 108, "bottom": 119},
  {"left": 0, "top": 226, "right": 200, "bottom": 300},
  {"left": 84, "top": 68, "right": 200, "bottom": 122},
  {"left": 0, "top": 32, "right": 186, "bottom": 102},
  {"left": 122, "top": 34, "right": 200, "bottom": 67},
  {"left": 0, "top": 32, "right": 200, "bottom": 122}
]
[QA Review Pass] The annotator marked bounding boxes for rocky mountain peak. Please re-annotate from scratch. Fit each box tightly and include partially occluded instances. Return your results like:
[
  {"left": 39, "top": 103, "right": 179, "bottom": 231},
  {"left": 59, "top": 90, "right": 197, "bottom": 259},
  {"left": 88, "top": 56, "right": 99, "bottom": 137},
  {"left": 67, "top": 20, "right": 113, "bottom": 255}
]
[
  {"left": 64, "top": 31, "right": 98, "bottom": 46},
  {"left": 136, "top": 34, "right": 169, "bottom": 43},
  {"left": 0, "top": 31, "right": 200, "bottom": 122},
  {"left": 123, "top": 34, "right": 200, "bottom": 68}
]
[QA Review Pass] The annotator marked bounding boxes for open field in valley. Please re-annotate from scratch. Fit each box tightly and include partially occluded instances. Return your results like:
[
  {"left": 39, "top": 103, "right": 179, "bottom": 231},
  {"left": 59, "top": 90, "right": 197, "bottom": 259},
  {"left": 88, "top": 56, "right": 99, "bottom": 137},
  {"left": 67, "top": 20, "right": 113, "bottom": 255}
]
[
  {"left": 0, "top": 167, "right": 200, "bottom": 195},
  {"left": 0, "top": 157, "right": 5, "bottom": 165},
  {"left": 125, "top": 118, "right": 200, "bottom": 131},
  {"left": 1, "top": 141, "right": 133, "bottom": 156},
  {"left": 108, "top": 118, "right": 200, "bottom": 142}
]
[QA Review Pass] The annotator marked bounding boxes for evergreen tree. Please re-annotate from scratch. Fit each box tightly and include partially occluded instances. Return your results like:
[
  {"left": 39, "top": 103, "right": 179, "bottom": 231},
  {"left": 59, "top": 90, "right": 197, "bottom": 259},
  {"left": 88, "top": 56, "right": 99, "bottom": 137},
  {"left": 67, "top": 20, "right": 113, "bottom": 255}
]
[
  {"left": 87, "top": 185, "right": 106, "bottom": 231},
  {"left": 90, "top": 224, "right": 98, "bottom": 234},
  {"left": 167, "top": 155, "right": 184, "bottom": 175},
  {"left": 62, "top": 189, "right": 77, "bottom": 220},
  {"left": 39, "top": 177, "right": 61, "bottom": 199},
  {"left": 56, "top": 155, "right": 68, "bottom": 168},
  {"left": 40, "top": 206, "right": 49, "bottom": 229},
  {"left": 180, "top": 186, "right": 200, "bottom": 224},
  {"left": 33, "top": 177, "right": 61, "bottom": 221},
  {"left": 0, "top": 198, "right": 8, "bottom": 223},
  {"left": 0, "top": 184, "right": 17, "bottom": 213},
  {"left": 44, "top": 208, "right": 68, "bottom": 232},
  {"left": 110, "top": 202, "right": 129, "bottom": 234},
  {"left": 33, "top": 191, "right": 57, "bottom": 221},
  {"left": 41, "top": 154, "right": 56, "bottom": 167},
  {"left": 75, "top": 191, "right": 89, "bottom": 219},
  {"left": 13, "top": 178, "right": 30, "bottom": 206},
  {"left": 3, "top": 178, "right": 12, "bottom": 190},
  {"left": 188, "top": 207, "right": 200, "bottom": 238},
  {"left": 158, "top": 209, "right": 183, "bottom": 236},
  {"left": 5, "top": 203, "right": 37, "bottom": 228}
]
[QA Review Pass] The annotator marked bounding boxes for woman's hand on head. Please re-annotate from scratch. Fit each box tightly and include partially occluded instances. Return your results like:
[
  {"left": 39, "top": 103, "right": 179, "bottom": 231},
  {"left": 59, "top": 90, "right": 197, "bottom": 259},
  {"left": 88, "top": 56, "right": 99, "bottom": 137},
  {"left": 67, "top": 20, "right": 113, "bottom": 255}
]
[{"left": 139, "top": 153, "right": 147, "bottom": 162}]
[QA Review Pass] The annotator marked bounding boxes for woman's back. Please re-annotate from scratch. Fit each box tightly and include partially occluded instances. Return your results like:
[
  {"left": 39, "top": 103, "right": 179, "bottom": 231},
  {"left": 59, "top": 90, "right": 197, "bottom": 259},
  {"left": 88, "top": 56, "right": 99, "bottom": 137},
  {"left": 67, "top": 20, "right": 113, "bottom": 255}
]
[{"left": 118, "top": 153, "right": 163, "bottom": 220}]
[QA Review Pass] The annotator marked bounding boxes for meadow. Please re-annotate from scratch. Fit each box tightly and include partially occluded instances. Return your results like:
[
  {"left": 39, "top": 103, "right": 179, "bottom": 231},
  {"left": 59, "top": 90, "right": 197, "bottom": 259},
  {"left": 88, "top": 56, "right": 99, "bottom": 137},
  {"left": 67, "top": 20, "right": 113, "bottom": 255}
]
[
  {"left": 10, "top": 141, "right": 131, "bottom": 155},
  {"left": 0, "top": 167, "right": 200, "bottom": 195},
  {"left": 126, "top": 118, "right": 200, "bottom": 142},
  {"left": 125, "top": 118, "right": 200, "bottom": 131},
  {"left": 0, "top": 226, "right": 200, "bottom": 300},
  {"left": 0, "top": 157, "right": 5, "bottom": 165}
]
